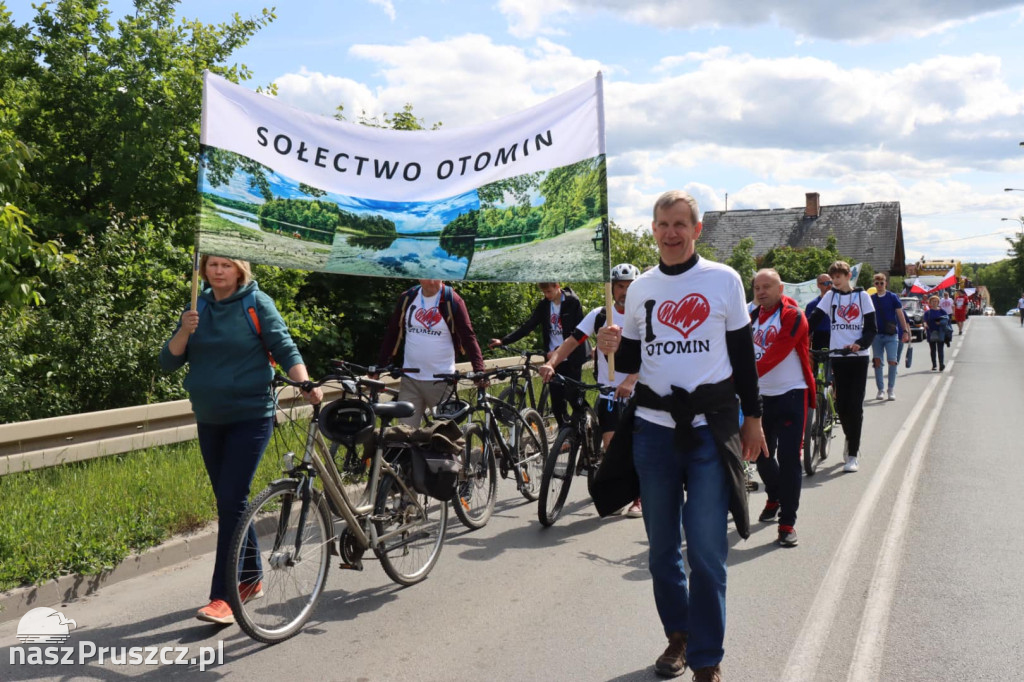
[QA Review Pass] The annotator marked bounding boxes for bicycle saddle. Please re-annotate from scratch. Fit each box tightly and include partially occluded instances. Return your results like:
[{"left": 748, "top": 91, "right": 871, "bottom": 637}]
[{"left": 373, "top": 401, "right": 416, "bottom": 419}]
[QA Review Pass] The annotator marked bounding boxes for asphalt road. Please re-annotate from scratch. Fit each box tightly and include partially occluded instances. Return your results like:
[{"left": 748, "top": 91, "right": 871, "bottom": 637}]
[{"left": 2, "top": 316, "right": 1022, "bottom": 681}]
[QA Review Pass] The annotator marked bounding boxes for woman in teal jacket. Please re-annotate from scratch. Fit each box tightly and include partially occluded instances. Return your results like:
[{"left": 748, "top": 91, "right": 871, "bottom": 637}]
[{"left": 160, "top": 256, "right": 322, "bottom": 625}]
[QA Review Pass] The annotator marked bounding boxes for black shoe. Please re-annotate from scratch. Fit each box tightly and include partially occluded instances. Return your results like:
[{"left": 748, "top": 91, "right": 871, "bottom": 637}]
[
  {"left": 777, "top": 526, "right": 798, "bottom": 547},
  {"left": 759, "top": 502, "right": 779, "bottom": 523},
  {"left": 940, "top": 364, "right": 945, "bottom": 372}
]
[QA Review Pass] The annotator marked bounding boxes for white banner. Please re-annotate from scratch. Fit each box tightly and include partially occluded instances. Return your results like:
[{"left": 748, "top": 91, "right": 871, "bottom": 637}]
[{"left": 197, "top": 72, "right": 609, "bottom": 281}]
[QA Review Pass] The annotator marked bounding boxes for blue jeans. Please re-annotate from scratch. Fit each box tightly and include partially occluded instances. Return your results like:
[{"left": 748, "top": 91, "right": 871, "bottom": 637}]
[
  {"left": 872, "top": 333, "right": 899, "bottom": 391},
  {"left": 633, "top": 418, "right": 729, "bottom": 669},
  {"left": 196, "top": 416, "right": 274, "bottom": 601}
]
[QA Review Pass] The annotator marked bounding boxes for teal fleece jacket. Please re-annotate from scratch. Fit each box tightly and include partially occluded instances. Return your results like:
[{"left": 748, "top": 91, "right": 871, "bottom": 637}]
[{"left": 159, "top": 281, "right": 304, "bottom": 424}]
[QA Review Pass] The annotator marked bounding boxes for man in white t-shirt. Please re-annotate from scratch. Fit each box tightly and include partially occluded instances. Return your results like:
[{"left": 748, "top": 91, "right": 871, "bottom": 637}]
[
  {"left": 539, "top": 263, "right": 643, "bottom": 517},
  {"left": 597, "top": 190, "right": 766, "bottom": 680},
  {"left": 378, "top": 279, "right": 486, "bottom": 426},
  {"left": 939, "top": 292, "right": 954, "bottom": 317},
  {"left": 750, "top": 269, "right": 815, "bottom": 548}
]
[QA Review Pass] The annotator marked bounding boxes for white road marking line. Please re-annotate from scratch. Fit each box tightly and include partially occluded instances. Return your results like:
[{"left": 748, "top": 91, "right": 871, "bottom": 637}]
[
  {"left": 781, "top": 373, "right": 944, "bottom": 682},
  {"left": 846, "top": 377, "right": 955, "bottom": 682}
]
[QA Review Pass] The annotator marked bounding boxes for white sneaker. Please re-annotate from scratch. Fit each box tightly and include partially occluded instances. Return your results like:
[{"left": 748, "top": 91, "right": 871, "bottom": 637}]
[
  {"left": 876, "top": 389, "right": 886, "bottom": 401},
  {"left": 843, "top": 456, "right": 860, "bottom": 473},
  {"left": 887, "top": 390, "right": 895, "bottom": 401}
]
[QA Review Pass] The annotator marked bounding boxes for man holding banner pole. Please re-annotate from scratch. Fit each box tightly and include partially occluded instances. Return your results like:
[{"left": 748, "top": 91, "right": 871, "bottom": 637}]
[{"left": 597, "top": 190, "right": 765, "bottom": 681}]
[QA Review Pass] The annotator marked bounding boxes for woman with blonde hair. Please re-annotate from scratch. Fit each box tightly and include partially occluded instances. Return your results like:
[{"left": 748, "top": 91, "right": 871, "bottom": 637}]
[
  {"left": 160, "top": 255, "right": 322, "bottom": 625},
  {"left": 923, "top": 294, "right": 948, "bottom": 371}
]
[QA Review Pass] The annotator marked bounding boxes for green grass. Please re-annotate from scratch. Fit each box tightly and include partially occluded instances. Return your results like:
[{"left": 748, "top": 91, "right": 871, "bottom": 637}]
[{"left": 0, "top": 425, "right": 303, "bottom": 592}]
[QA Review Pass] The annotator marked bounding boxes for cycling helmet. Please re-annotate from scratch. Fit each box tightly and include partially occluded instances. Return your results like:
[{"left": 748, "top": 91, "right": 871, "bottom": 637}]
[
  {"left": 318, "top": 399, "right": 376, "bottom": 447},
  {"left": 611, "top": 263, "right": 640, "bottom": 282}
]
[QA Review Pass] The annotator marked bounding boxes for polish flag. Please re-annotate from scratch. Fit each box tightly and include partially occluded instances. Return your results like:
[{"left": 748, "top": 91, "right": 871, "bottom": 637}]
[
  {"left": 909, "top": 278, "right": 927, "bottom": 294},
  {"left": 927, "top": 267, "right": 957, "bottom": 293}
]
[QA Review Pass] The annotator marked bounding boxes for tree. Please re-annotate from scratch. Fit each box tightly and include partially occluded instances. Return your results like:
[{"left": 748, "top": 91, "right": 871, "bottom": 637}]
[
  {"left": 9, "top": 0, "right": 275, "bottom": 245},
  {"left": 0, "top": 99, "right": 70, "bottom": 309},
  {"left": 726, "top": 237, "right": 757, "bottom": 298}
]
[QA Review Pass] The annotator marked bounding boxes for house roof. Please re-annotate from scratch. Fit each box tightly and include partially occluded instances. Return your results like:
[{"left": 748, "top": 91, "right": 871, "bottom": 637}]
[{"left": 700, "top": 201, "right": 906, "bottom": 275}]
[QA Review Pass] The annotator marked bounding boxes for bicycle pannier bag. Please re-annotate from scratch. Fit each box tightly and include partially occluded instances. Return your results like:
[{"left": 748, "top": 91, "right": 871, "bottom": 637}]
[{"left": 410, "top": 446, "right": 461, "bottom": 502}]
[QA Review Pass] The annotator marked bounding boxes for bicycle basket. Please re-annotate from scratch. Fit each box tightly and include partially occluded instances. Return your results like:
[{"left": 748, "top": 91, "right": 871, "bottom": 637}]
[
  {"left": 319, "top": 399, "right": 376, "bottom": 447},
  {"left": 410, "top": 446, "right": 462, "bottom": 502}
]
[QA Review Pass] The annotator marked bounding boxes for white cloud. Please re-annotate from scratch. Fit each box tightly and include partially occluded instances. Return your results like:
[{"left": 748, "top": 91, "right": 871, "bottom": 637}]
[
  {"left": 270, "top": 34, "right": 1024, "bottom": 261},
  {"left": 499, "top": 0, "right": 1022, "bottom": 41},
  {"left": 368, "top": 0, "right": 396, "bottom": 21}
]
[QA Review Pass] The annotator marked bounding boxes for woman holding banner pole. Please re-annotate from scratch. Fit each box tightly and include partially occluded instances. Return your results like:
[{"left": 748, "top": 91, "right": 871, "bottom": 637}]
[{"left": 160, "top": 254, "right": 322, "bottom": 625}]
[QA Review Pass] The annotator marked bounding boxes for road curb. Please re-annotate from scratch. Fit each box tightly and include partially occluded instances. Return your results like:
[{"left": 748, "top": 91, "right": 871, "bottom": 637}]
[{"left": 0, "top": 522, "right": 218, "bottom": 625}]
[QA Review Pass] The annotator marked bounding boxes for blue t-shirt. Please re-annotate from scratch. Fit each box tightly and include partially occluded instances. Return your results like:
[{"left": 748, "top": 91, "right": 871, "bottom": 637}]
[
  {"left": 805, "top": 296, "right": 831, "bottom": 333},
  {"left": 871, "top": 291, "right": 903, "bottom": 332}
]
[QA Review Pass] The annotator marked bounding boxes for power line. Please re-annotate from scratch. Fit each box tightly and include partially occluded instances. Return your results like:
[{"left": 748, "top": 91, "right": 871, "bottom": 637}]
[{"left": 907, "top": 229, "right": 1018, "bottom": 246}]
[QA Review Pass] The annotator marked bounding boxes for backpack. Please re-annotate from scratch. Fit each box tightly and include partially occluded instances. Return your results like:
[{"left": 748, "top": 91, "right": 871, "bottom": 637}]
[{"left": 194, "top": 290, "right": 276, "bottom": 367}]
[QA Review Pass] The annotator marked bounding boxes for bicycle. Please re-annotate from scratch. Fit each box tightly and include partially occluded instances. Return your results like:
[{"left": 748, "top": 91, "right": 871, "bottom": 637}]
[
  {"left": 537, "top": 374, "right": 614, "bottom": 527},
  {"left": 493, "top": 347, "right": 554, "bottom": 426},
  {"left": 804, "top": 348, "right": 839, "bottom": 475},
  {"left": 226, "top": 361, "right": 448, "bottom": 644},
  {"left": 434, "top": 367, "right": 549, "bottom": 509}
]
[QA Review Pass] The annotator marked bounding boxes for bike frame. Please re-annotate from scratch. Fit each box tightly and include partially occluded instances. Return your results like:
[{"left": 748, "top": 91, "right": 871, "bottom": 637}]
[{"left": 282, "top": 383, "right": 429, "bottom": 558}]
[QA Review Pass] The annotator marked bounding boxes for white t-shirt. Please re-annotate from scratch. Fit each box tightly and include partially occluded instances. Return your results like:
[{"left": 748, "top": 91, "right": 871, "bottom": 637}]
[
  {"left": 816, "top": 288, "right": 874, "bottom": 358},
  {"left": 403, "top": 290, "right": 455, "bottom": 380},
  {"left": 752, "top": 305, "right": 808, "bottom": 396},
  {"left": 548, "top": 298, "right": 563, "bottom": 352},
  {"left": 574, "top": 305, "right": 628, "bottom": 391},
  {"left": 622, "top": 258, "right": 750, "bottom": 429},
  {"left": 939, "top": 297, "right": 954, "bottom": 315}
]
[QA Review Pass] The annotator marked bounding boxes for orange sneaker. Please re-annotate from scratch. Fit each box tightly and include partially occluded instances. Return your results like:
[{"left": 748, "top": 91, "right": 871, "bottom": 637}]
[
  {"left": 196, "top": 599, "right": 234, "bottom": 625},
  {"left": 239, "top": 580, "right": 264, "bottom": 604}
]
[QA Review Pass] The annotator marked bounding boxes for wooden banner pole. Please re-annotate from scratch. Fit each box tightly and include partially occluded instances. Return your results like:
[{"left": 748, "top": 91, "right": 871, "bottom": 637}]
[{"left": 604, "top": 281, "right": 615, "bottom": 381}]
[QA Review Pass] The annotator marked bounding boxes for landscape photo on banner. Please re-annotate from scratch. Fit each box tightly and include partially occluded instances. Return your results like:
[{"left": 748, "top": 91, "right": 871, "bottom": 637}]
[{"left": 197, "top": 72, "right": 610, "bottom": 282}]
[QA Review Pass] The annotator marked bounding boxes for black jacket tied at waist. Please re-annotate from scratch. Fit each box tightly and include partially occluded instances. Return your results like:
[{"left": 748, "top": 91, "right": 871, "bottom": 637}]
[{"left": 590, "top": 379, "right": 750, "bottom": 539}]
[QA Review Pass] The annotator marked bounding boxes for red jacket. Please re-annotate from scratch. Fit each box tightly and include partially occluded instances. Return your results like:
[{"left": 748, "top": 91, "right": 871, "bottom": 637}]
[{"left": 751, "top": 295, "right": 816, "bottom": 409}]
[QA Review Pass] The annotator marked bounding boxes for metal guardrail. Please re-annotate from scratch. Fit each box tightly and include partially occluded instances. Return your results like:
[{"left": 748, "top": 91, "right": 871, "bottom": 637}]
[{"left": 0, "top": 355, "right": 536, "bottom": 477}]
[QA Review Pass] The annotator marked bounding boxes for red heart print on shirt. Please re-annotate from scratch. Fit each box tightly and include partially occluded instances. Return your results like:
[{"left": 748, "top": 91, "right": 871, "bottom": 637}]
[
  {"left": 657, "top": 294, "right": 710, "bottom": 338},
  {"left": 837, "top": 302, "right": 860, "bottom": 322},
  {"left": 415, "top": 307, "right": 443, "bottom": 329}
]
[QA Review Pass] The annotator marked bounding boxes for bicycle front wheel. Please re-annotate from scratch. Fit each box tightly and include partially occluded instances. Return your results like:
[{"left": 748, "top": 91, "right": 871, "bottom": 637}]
[
  {"left": 817, "top": 399, "right": 833, "bottom": 463},
  {"left": 515, "top": 408, "right": 549, "bottom": 501},
  {"left": 374, "top": 470, "right": 448, "bottom": 586},
  {"left": 538, "top": 427, "right": 578, "bottom": 526},
  {"left": 228, "top": 478, "right": 334, "bottom": 644},
  {"left": 803, "top": 404, "right": 820, "bottom": 476},
  {"left": 452, "top": 423, "right": 497, "bottom": 530}
]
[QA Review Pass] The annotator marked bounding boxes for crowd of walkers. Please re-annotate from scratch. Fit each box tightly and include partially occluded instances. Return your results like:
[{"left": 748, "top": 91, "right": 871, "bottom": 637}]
[{"left": 161, "top": 190, "right": 970, "bottom": 681}]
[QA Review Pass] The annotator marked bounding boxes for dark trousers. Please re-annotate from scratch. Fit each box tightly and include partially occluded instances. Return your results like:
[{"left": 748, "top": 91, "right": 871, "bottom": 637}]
[
  {"left": 928, "top": 341, "right": 945, "bottom": 368},
  {"left": 831, "top": 355, "right": 868, "bottom": 459},
  {"left": 755, "top": 389, "right": 807, "bottom": 527},
  {"left": 196, "top": 416, "right": 274, "bottom": 601},
  {"left": 549, "top": 361, "right": 582, "bottom": 427}
]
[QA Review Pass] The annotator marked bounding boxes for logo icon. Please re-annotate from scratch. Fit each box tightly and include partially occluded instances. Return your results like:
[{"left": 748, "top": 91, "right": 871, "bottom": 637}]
[
  {"left": 17, "top": 607, "right": 78, "bottom": 644},
  {"left": 837, "top": 302, "right": 860, "bottom": 322},
  {"left": 657, "top": 294, "right": 710, "bottom": 338},
  {"left": 753, "top": 325, "right": 778, "bottom": 350},
  {"left": 414, "top": 307, "right": 442, "bottom": 329},
  {"left": 550, "top": 313, "right": 562, "bottom": 333}
]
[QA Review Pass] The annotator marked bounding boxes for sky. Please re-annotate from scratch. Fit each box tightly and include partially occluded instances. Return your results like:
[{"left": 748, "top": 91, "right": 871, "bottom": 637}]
[{"left": 7, "top": 0, "right": 1024, "bottom": 263}]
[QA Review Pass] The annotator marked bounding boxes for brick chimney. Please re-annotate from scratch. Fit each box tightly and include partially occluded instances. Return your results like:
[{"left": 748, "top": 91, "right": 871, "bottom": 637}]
[{"left": 805, "top": 192, "right": 820, "bottom": 218}]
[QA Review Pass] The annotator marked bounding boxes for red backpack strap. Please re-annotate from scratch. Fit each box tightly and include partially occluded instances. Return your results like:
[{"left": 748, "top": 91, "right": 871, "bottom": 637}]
[{"left": 242, "top": 291, "right": 276, "bottom": 367}]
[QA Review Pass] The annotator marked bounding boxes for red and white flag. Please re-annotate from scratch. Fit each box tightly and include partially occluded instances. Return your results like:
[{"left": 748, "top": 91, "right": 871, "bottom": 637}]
[
  {"left": 909, "top": 278, "right": 927, "bottom": 294},
  {"left": 926, "top": 267, "right": 957, "bottom": 293}
]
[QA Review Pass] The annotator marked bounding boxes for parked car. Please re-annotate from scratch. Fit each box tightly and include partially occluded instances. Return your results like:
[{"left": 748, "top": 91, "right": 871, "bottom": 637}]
[
  {"left": 900, "top": 297, "right": 926, "bottom": 341},
  {"left": 983, "top": 306, "right": 996, "bottom": 316},
  {"left": 1005, "top": 308, "right": 1019, "bottom": 317}
]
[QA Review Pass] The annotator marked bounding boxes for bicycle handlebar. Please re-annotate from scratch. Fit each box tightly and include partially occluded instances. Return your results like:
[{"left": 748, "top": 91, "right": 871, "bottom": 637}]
[
  {"left": 331, "top": 359, "right": 420, "bottom": 379},
  {"left": 810, "top": 347, "right": 858, "bottom": 359},
  {"left": 548, "top": 373, "right": 616, "bottom": 396}
]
